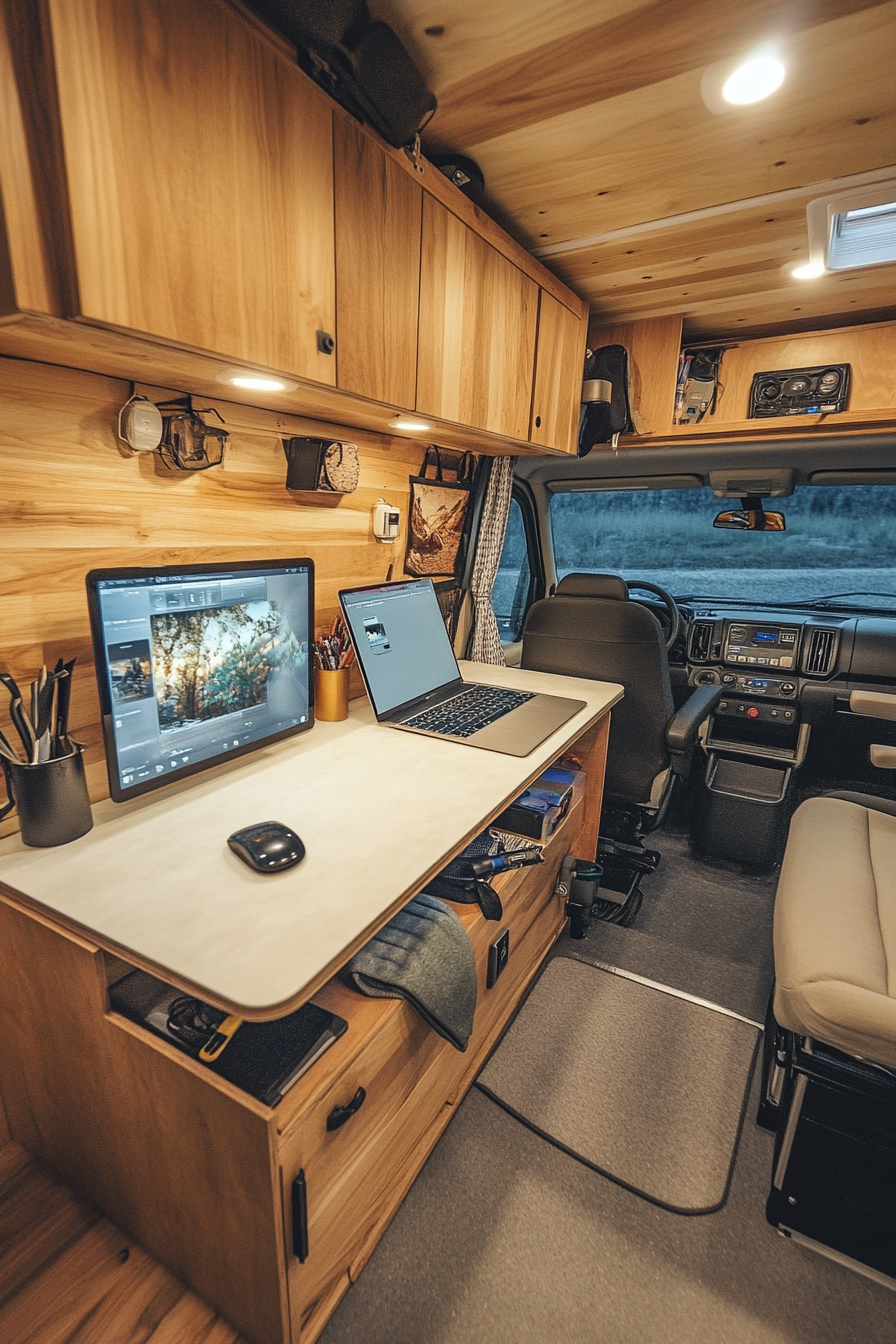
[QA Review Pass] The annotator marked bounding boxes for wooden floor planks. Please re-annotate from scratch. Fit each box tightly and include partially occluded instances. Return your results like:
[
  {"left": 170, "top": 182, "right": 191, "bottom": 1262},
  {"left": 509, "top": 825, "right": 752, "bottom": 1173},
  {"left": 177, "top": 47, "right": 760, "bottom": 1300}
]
[{"left": 0, "top": 1144, "right": 246, "bottom": 1344}]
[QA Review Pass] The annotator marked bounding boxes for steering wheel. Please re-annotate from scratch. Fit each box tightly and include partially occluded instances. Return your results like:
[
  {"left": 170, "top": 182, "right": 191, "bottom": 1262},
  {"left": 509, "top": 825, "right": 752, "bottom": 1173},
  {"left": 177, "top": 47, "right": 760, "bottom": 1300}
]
[{"left": 626, "top": 580, "right": 681, "bottom": 651}]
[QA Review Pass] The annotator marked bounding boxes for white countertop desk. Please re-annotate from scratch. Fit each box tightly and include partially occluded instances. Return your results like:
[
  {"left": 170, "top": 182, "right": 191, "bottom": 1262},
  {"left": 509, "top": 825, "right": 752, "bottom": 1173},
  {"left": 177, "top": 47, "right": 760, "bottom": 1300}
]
[{"left": 0, "top": 662, "right": 622, "bottom": 1018}]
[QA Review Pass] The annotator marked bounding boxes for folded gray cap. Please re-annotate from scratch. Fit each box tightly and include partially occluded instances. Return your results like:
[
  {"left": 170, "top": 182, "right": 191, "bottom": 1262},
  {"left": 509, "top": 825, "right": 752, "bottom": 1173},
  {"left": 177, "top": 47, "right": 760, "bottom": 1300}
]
[{"left": 348, "top": 892, "right": 477, "bottom": 1051}]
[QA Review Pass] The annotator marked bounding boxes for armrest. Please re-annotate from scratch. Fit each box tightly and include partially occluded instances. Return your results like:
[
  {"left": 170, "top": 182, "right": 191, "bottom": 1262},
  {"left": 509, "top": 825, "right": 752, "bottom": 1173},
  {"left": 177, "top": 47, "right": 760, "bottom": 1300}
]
[
  {"left": 850, "top": 690, "right": 896, "bottom": 722},
  {"left": 666, "top": 685, "right": 723, "bottom": 777}
]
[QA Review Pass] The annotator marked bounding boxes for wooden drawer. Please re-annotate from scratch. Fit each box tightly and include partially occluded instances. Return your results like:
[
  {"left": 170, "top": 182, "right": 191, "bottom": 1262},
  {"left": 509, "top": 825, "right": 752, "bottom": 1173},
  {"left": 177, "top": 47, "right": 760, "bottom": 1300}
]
[{"left": 279, "top": 985, "right": 452, "bottom": 1340}]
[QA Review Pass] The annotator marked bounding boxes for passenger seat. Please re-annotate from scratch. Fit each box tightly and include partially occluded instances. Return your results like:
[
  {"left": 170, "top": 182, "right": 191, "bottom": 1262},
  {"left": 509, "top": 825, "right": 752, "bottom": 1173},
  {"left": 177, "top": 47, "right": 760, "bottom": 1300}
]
[{"left": 763, "top": 790, "right": 896, "bottom": 1284}]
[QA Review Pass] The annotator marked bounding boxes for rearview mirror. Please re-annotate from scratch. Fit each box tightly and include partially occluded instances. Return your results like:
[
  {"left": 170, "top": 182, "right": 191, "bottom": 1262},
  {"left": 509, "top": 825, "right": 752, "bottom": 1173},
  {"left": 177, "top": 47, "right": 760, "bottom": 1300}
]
[{"left": 713, "top": 509, "right": 785, "bottom": 531}]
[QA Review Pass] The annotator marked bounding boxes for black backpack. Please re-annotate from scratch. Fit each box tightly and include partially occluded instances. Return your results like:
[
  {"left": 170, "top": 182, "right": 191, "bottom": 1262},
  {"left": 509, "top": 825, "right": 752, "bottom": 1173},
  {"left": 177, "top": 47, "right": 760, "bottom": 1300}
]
[
  {"left": 247, "top": 1, "right": 437, "bottom": 149},
  {"left": 578, "top": 344, "right": 633, "bottom": 455}
]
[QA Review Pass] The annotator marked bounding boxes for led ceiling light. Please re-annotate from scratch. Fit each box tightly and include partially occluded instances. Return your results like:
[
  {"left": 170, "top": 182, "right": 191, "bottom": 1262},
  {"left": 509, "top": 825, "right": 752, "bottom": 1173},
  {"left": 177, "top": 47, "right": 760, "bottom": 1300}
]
[
  {"left": 722, "top": 55, "right": 785, "bottom": 105},
  {"left": 807, "top": 180, "right": 896, "bottom": 271},
  {"left": 791, "top": 260, "right": 826, "bottom": 280},
  {"left": 701, "top": 47, "right": 785, "bottom": 115},
  {"left": 388, "top": 416, "right": 431, "bottom": 432},
  {"left": 216, "top": 368, "right": 298, "bottom": 392}
]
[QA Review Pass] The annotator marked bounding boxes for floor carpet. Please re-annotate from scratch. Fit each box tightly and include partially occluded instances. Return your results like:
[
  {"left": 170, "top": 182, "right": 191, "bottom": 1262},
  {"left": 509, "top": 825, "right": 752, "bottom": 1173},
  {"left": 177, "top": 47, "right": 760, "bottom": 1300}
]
[
  {"left": 478, "top": 957, "right": 759, "bottom": 1212},
  {"left": 319, "top": 823, "right": 896, "bottom": 1344},
  {"left": 567, "top": 825, "right": 778, "bottom": 1023}
]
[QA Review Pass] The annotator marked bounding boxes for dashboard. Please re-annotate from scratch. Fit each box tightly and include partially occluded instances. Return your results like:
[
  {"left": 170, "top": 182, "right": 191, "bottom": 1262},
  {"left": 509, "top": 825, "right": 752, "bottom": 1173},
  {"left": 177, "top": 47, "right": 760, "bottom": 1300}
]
[{"left": 669, "top": 604, "right": 896, "bottom": 762}]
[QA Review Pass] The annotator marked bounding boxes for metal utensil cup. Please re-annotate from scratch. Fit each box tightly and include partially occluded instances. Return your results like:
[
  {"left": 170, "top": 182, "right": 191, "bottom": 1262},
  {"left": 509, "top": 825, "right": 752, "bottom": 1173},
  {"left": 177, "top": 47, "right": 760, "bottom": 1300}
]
[{"left": 0, "top": 744, "right": 93, "bottom": 846}]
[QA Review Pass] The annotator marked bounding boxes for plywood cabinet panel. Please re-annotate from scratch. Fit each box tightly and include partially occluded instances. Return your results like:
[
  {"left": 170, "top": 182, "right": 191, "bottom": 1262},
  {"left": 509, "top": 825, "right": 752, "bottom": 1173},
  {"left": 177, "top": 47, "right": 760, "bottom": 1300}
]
[
  {"left": 530, "top": 290, "right": 587, "bottom": 452},
  {"left": 334, "top": 114, "right": 422, "bottom": 408},
  {"left": 46, "top": 0, "right": 336, "bottom": 383},
  {"left": 417, "top": 194, "right": 538, "bottom": 439},
  {"left": 712, "top": 321, "right": 896, "bottom": 422}
]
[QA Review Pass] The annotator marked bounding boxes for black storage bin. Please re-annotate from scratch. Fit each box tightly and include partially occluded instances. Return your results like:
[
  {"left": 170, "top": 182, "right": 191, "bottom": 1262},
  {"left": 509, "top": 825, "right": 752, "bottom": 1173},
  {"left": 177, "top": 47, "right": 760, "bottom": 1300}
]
[
  {"left": 692, "top": 753, "right": 792, "bottom": 867},
  {"left": 767, "top": 1043, "right": 896, "bottom": 1280}
]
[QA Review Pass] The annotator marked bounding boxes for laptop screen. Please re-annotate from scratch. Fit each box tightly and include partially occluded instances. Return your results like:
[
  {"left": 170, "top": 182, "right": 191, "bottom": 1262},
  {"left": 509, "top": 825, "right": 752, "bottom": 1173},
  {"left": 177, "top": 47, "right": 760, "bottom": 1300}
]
[{"left": 340, "top": 580, "right": 460, "bottom": 718}]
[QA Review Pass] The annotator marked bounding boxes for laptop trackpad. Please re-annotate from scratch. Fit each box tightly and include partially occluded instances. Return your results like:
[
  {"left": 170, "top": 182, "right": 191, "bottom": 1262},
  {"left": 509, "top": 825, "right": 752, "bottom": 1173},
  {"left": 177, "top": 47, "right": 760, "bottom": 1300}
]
[{"left": 470, "top": 694, "right": 587, "bottom": 756}]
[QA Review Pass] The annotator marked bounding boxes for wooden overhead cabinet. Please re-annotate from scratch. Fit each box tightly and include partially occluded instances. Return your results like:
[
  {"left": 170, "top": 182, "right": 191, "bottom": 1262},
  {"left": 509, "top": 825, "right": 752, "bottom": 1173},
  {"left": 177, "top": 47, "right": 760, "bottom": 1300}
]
[
  {"left": 417, "top": 194, "right": 539, "bottom": 440},
  {"left": 333, "top": 114, "right": 423, "bottom": 409},
  {"left": 44, "top": 0, "right": 337, "bottom": 384},
  {"left": 530, "top": 291, "right": 586, "bottom": 453}
]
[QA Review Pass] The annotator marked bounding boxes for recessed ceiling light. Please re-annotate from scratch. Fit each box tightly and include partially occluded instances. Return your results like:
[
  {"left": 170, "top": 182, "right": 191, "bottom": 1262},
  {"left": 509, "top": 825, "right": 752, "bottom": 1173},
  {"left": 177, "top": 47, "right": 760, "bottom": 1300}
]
[
  {"left": 791, "top": 260, "right": 826, "bottom": 279},
  {"left": 701, "top": 47, "right": 785, "bottom": 115},
  {"left": 722, "top": 56, "right": 785, "bottom": 105},
  {"left": 216, "top": 368, "right": 298, "bottom": 392},
  {"left": 388, "top": 417, "right": 431, "bottom": 432}
]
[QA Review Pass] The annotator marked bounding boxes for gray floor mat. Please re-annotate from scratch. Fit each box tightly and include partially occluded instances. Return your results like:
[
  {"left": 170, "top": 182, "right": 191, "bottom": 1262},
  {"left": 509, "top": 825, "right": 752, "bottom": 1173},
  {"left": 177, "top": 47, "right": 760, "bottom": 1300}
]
[
  {"left": 477, "top": 957, "right": 759, "bottom": 1213},
  {"left": 320, "top": 1081, "right": 896, "bottom": 1344}
]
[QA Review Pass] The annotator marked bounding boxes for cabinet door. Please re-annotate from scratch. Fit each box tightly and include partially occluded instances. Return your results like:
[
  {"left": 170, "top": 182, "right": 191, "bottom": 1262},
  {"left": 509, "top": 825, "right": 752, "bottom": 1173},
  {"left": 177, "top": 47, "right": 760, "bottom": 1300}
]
[
  {"left": 47, "top": 0, "right": 336, "bottom": 384},
  {"left": 530, "top": 291, "right": 586, "bottom": 453},
  {"left": 417, "top": 195, "right": 538, "bottom": 440},
  {"left": 334, "top": 115, "right": 422, "bottom": 408}
]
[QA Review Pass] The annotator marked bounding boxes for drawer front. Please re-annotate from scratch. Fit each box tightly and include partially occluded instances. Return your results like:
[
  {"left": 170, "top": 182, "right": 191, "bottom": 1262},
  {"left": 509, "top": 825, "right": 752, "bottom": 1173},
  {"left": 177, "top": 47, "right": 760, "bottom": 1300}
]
[{"left": 280, "top": 997, "right": 450, "bottom": 1339}]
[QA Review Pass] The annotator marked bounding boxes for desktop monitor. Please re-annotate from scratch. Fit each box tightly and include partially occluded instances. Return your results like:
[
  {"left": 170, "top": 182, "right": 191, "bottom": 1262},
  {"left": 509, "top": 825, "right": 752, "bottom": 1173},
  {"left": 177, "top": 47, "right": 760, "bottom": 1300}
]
[{"left": 87, "top": 558, "right": 314, "bottom": 801}]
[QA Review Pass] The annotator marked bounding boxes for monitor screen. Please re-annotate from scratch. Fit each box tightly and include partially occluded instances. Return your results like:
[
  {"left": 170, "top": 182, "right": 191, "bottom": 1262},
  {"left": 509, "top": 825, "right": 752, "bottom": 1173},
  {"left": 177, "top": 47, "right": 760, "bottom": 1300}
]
[
  {"left": 339, "top": 579, "right": 460, "bottom": 719},
  {"left": 87, "top": 559, "right": 313, "bottom": 801}
]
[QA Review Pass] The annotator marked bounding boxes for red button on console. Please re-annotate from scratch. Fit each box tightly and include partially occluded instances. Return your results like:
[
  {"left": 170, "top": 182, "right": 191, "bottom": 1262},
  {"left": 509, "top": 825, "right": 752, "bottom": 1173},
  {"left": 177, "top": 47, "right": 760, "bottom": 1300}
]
[{"left": 747, "top": 706, "right": 760, "bottom": 718}]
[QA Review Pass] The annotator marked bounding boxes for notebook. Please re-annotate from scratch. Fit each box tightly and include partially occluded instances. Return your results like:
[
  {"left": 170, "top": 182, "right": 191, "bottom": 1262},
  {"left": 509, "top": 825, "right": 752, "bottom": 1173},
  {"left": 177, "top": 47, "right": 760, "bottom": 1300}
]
[
  {"left": 110, "top": 970, "right": 347, "bottom": 1107},
  {"left": 338, "top": 579, "right": 585, "bottom": 756}
]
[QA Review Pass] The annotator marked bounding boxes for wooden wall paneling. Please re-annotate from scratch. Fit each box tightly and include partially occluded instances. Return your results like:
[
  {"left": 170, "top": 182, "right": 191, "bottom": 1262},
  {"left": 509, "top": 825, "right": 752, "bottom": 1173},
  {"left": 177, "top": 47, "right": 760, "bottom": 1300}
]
[
  {"left": 334, "top": 113, "right": 423, "bottom": 408},
  {"left": 0, "top": 894, "right": 286, "bottom": 1344},
  {"left": 587, "top": 315, "right": 683, "bottom": 435},
  {"left": 417, "top": 194, "right": 538, "bottom": 438},
  {"left": 712, "top": 320, "right": 896, "bottom": 422},
  {"left": 45, "top": 0, "right": 337, "bottom": 384},
  {"left": 0, "top": 1091, "right": 9, "bottom": 1149},
  {"left": 529, "top": 290, "right": 587, "bottom": 452},
  {"left": 0, "top": 356, "right": 423, "bottom": 835}
]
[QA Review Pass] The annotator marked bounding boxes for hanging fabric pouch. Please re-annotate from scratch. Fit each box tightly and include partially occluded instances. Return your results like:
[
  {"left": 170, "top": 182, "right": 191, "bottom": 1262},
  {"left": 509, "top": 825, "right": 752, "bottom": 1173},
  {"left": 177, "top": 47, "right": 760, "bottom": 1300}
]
[{"left": 404, "top": 447, "right": 475, "bottom": 582}]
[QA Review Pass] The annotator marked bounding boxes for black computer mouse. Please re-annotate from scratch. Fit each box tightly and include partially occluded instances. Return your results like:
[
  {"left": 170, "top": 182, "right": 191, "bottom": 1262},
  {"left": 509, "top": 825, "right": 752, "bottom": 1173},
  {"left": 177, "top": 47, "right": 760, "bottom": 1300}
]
[{"left": 227, "top": 821, "right": 305, "bottom": 873}]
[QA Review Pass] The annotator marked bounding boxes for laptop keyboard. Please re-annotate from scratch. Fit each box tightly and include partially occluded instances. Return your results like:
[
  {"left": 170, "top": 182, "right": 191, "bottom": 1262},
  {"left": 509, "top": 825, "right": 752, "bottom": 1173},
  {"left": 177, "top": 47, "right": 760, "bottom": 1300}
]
[{"left": 403, "top": 686, "right": 534, "bottom": 738}]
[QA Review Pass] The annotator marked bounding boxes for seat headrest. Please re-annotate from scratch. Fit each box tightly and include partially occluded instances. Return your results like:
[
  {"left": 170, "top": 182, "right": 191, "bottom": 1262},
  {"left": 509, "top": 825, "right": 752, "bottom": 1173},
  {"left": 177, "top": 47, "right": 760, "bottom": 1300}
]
[{"left": 554, "top": 572, "right": 628, "bottom": 601}]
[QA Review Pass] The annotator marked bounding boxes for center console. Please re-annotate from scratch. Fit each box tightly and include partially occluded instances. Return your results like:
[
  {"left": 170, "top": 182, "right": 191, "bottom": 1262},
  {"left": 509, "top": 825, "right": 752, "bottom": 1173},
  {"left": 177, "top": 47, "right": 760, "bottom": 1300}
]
[{"left": 689, "top": 617, "right": 812, "bottom": 868}]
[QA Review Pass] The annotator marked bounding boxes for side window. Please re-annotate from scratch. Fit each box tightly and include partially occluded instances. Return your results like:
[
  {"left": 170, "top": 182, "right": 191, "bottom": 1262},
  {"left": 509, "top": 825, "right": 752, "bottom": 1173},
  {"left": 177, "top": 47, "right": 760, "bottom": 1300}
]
[{"left": 492, "top": 496, "right": 532, "bottom": 644}]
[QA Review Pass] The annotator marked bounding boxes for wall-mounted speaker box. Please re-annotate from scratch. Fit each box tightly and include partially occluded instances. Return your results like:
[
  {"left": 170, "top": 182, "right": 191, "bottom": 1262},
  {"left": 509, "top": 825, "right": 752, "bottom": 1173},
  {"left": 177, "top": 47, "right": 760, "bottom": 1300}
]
[{"left": 749, "top": 364, "right": 850, "bottom": 418}]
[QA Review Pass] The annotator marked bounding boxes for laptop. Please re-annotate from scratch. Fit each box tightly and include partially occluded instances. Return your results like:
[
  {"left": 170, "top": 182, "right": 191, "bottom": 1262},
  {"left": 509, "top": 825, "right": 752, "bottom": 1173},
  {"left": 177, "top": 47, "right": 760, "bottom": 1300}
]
[{"left": 338, "top": 579, "right": 586, "bottom": 756}]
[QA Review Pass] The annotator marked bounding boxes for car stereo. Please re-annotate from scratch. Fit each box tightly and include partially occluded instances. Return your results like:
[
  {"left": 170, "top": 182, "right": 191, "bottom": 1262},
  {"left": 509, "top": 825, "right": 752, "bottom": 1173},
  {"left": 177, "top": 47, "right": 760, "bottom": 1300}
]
[{"left": 723, "top": 622, "right": 798, "bottom": 669}]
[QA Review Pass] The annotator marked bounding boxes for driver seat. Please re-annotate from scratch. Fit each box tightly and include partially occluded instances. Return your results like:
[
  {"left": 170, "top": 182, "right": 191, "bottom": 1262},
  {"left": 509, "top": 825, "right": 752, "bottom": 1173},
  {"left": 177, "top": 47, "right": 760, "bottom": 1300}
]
[{"left": 520, "top": 572, "right": 720, "bottom": 844}]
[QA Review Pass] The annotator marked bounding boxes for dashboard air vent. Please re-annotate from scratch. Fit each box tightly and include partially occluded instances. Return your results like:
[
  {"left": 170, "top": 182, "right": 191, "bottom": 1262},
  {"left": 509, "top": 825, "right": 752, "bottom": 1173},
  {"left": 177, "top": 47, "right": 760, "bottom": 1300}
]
[
  {"left": 804, "top": 628, "right": 837, "bottom": 675},
  {"left": 689, "top": 621, "right": 714, "bottom": 663}
]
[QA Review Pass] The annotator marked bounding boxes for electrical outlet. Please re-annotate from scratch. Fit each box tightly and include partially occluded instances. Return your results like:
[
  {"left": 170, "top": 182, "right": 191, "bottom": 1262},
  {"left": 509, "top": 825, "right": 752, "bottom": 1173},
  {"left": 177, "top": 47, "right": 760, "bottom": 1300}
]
[{"left": 487, "top": 929, "right": 510, "bottom": 988}]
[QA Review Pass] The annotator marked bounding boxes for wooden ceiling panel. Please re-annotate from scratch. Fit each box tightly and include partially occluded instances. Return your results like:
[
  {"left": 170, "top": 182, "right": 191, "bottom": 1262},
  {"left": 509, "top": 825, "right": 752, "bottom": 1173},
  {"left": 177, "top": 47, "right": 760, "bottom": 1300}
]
[
  {"left": 373, "top": 0, "right": 641, "bottom": 93},
  {"left": 378, "top": 0, "right": 896, "bottom": 339},
  {"left": 466, "top": 5, "right": 896, "bottom": 247}
]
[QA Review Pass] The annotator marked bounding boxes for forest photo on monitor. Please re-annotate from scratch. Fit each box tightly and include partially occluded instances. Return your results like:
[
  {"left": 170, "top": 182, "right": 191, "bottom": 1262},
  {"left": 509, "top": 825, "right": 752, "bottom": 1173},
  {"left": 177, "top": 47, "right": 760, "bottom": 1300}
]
[{"left": 150, "top": 601, "right": 305, "bottom": 732}]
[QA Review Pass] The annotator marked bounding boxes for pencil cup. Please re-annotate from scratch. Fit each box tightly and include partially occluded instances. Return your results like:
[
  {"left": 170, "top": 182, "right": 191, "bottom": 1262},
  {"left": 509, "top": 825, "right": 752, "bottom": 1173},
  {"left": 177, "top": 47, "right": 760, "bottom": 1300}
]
[
  {"left": 0, "top": 744, "right": 93, "bottom": 847},
  {"left": 315, "top": 667, "right": 350, "bottom": 722}
]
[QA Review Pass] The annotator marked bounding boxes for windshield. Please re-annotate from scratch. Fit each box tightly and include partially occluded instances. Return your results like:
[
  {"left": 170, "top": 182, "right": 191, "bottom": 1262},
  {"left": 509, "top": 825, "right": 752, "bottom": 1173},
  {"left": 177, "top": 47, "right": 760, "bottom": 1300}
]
[{"left": 550, "top": 483, "right": 896, "bottom": 609}]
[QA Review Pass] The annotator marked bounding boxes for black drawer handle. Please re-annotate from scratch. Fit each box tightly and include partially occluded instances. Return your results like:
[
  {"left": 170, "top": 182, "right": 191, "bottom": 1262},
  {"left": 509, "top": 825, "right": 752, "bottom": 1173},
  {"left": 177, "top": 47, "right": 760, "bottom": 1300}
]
[{"left": 326, "top": 1086, "right": 366, "bottom": 1132}]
